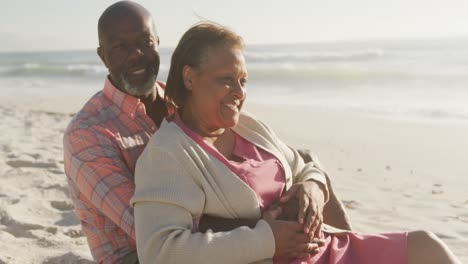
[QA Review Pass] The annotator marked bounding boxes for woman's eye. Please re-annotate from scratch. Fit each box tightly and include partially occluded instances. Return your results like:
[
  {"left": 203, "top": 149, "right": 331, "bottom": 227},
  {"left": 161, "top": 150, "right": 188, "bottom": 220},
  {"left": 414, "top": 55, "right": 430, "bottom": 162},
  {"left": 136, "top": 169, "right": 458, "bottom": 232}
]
[{"left": 222, "top": 77, "right": 233, "bottom": 84}]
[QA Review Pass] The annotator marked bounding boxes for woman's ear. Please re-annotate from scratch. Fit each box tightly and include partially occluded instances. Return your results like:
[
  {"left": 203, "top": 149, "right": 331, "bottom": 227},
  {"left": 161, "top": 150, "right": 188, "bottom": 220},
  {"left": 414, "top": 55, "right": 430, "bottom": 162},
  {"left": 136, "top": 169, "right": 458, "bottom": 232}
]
[{"left": 182, "top": 65, "right": 193, "bottom": 91}]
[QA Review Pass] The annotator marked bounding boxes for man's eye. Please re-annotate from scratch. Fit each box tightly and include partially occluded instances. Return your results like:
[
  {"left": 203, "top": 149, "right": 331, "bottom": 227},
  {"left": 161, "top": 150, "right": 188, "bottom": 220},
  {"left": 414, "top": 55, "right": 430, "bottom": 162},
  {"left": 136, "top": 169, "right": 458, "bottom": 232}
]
[
  {"left": 111, "top": 44, "right": 125, "bottom": 51},
  {"left": 144, "top": 39, "right": 154, "bottom": 46}
]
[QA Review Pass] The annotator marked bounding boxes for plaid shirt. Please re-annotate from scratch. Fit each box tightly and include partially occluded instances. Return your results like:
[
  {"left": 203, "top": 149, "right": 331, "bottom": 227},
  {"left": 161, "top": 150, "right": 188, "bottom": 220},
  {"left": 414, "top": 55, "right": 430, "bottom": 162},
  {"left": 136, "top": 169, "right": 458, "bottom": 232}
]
[{"left": 63, "top": 78, "right": 166, "bottom": 263}]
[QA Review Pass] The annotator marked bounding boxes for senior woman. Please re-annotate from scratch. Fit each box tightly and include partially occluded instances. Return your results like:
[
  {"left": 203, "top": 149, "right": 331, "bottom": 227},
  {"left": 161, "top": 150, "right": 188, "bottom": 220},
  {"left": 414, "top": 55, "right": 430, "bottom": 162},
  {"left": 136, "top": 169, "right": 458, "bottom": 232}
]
[{"left": 131, "top": 22, "right": 460, "bottom": 264}]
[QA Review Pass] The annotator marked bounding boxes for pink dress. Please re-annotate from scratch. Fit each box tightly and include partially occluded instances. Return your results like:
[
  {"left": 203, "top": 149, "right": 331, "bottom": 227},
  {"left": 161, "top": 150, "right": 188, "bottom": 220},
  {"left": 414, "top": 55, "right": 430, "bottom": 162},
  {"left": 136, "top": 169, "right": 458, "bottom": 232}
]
[{"left": 173, "top": 114, "right": 407, "bottom": 264}]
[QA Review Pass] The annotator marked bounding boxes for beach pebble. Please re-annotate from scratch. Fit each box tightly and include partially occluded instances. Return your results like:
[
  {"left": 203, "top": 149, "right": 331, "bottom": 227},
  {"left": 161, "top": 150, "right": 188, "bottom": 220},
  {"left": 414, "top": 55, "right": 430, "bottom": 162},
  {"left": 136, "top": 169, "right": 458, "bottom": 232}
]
[
  {"left": 6, "top": 159, "right": 58, "bottom": 169},
  {"left": 64, "top": 229, "right": 84, "bottom": 238},
  {"left": 45, "top": 227, "right": 58, "bottom": 234},
  {"left": 50, "top": 200, "right": 74, "bottom": 211},
  {"left": 343, "top": 200, "right": 359, "bottom": 210}
]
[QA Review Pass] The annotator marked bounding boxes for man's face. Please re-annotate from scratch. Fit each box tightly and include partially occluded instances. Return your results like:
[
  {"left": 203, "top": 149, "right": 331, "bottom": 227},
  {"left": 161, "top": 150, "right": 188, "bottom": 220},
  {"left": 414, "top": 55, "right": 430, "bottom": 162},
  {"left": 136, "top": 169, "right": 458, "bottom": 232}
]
[{"left": 98, "top": 14, "right": 160, "bottom": 97}]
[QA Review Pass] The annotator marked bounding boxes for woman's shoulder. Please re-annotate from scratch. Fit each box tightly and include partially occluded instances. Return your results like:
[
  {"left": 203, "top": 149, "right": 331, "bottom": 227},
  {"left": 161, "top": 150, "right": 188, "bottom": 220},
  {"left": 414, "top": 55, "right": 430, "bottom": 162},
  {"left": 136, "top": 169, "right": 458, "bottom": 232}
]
[
  {"left": 238, "top": 111, "right": 262, "bottom": 128},
  {"left": 147, "top": 119, "right": 187, "bottom": 150},
  {"left": 238, "top": 111, "right": 274, "bottom": 137}
]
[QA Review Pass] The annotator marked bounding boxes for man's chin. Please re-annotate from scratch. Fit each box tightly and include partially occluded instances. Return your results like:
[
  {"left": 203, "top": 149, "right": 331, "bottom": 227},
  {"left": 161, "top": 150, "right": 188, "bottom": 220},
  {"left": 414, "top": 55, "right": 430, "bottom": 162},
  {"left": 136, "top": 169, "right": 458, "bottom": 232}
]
[
  {"left": 128, "top": 88, "right": 152, "bottom": 97},
  {"left": 122, "top": 75, "right": 157, "bottom": 97}
]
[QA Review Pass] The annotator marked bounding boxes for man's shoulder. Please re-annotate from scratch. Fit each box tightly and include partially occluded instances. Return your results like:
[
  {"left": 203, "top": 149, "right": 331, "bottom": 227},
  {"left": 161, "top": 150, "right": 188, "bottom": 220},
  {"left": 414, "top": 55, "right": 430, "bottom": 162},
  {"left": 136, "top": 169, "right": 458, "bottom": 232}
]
[{"left": 64, "top": 91, "right": 115, "bottom": 135}]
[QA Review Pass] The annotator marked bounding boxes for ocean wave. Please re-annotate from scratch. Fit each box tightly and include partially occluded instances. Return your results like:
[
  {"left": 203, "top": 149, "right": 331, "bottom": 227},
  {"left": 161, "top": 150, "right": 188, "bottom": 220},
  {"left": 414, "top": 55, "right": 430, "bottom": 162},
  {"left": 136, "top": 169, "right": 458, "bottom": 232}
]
[
  {"left": 343, "top": 105, "right": 468, "bottom": 121},
  {"left": 350, "top": 105, "right": 468, "bottom": 122},
  {"left": 412, "top": 108, "right": 468, "bottom": 121},
  {"left": 0, "top": 63, "right": 107, "bottom": 78},
  {"left": 247, "top": 66, "right": 414, "bottom": 82},
  {"left": 245, "top": 49, "right": 384, "bottom": 63},
  {"left": 2, "top": 62, "right": 465, "bottom": 86},
  {"left": 0, "top": 63, "right": 170, "bottom": 79}
]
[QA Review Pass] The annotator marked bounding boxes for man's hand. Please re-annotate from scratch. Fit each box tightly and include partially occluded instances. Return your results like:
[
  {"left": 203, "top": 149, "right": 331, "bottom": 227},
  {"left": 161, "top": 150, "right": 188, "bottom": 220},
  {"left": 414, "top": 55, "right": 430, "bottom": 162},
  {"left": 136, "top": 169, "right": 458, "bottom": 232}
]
[
  {"left": 280, "top": 181, "right": 326, "bottom": 238},
  {"left": 277, "top": 197, "right": 299, "bottom": 221},
  {"left": 263, "top": 205, "right": 325, "bottom": 258}
]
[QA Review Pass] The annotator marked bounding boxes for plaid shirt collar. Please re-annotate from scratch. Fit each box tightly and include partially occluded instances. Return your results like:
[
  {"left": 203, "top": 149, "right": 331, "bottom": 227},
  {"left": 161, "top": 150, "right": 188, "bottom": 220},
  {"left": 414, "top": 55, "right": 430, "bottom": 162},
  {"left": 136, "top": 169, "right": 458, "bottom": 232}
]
[{"left": 102, "top": 77, "right": 166, "bottom": 117}]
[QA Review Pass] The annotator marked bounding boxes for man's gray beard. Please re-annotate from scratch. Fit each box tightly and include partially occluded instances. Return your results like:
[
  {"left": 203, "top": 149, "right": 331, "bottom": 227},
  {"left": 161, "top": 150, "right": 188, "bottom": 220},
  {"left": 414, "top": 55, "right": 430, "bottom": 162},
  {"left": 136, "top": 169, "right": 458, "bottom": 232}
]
[{"left": 121, "top": 73, "right": 157, "bottom": 97}]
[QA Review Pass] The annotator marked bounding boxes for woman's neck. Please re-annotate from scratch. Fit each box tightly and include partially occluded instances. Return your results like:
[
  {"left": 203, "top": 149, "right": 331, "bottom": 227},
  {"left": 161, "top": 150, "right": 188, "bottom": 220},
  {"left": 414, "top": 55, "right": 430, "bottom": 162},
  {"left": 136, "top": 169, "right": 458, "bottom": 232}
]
[
  {"left": 179, "top": 108, "right": 236, "bottom": 160},
  {"left": 180, "top": 109, "right": 225, "bottom": 144}
]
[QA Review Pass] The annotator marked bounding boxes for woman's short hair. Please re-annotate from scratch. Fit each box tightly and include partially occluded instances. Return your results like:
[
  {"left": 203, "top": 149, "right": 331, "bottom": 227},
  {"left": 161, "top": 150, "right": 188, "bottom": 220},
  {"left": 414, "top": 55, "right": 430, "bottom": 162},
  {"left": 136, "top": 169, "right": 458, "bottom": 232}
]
[{"left": 165, "top": 21, "right": 244, "bottom": 110}]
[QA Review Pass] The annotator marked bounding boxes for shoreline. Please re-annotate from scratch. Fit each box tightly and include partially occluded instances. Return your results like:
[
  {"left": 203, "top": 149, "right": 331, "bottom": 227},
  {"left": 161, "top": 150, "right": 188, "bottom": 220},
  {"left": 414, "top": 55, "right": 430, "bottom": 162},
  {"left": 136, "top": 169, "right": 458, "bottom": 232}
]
[{"left": 3, "top": 95, "right": 468, "bottom": 125}]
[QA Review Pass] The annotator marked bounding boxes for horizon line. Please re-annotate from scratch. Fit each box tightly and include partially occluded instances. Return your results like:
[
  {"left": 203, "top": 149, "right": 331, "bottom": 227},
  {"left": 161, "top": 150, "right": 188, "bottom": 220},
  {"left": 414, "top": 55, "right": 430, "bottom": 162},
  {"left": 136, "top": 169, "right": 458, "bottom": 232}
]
[{"left": 2, "top": 34, "right": 468, "bottom": 54}]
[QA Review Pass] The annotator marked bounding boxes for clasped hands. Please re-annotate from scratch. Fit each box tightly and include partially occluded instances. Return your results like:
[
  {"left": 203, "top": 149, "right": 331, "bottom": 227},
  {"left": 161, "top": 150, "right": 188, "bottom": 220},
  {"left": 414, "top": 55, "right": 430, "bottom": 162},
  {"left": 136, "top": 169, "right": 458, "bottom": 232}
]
[
  {"left": 198, "top": 180, "right": 327, "bottom": 259},
  {"left": 262, "top": 180, "right": 327, "bottom": 258}
]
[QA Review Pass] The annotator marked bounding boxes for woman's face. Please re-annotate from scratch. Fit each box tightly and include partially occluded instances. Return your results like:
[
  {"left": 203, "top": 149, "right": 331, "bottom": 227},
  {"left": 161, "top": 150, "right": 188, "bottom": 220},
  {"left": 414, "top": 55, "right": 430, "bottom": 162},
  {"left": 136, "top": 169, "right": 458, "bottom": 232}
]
[{"left": 184, "top": 46, "right": 247, "bottom": 132}]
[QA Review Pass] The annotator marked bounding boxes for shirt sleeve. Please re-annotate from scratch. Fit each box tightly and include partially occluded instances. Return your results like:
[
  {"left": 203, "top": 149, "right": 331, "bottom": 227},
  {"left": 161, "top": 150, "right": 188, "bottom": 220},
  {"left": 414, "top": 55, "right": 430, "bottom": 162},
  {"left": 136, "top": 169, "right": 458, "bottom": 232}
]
[
  {"left": 131, "top": 145, "right": 275, "bottom": 264},
  {"left": 63, "top": 126, "right": 136, "bottom": 239}
]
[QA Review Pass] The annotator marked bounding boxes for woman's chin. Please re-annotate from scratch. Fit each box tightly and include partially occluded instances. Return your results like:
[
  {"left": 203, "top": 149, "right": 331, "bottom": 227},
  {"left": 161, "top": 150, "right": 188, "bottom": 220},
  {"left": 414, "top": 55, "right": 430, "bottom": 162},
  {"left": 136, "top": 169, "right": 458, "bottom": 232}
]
[{"left": 219, "top": 117, "right": 239, "bottom": 129}]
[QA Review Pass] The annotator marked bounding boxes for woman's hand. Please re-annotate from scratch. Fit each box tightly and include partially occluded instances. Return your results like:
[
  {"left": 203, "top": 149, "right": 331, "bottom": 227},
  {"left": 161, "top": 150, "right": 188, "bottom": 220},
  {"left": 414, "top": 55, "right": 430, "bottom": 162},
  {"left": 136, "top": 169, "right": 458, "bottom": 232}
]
[
  {"left": 263, "top": 205, "right": 325, "bottom": 258},
  {"left": 279, "top": 181, "right": 326, "bottom": 238}
]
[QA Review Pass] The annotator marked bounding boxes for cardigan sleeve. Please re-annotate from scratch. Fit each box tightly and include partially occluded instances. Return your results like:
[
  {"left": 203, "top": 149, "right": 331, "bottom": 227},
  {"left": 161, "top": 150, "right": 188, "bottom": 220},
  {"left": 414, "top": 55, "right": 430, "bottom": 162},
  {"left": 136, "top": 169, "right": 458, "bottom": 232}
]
[{"left": 131, "top": 145, "right": 275, "bottom": 264}]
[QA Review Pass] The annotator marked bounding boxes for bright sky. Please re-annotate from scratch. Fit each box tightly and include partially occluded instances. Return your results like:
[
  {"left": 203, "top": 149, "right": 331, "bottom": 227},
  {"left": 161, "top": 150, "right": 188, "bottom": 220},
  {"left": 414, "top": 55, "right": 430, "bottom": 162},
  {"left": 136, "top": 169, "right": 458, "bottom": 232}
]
[{"left": 1, "top": 0, "right": 468, "bottom": 52}]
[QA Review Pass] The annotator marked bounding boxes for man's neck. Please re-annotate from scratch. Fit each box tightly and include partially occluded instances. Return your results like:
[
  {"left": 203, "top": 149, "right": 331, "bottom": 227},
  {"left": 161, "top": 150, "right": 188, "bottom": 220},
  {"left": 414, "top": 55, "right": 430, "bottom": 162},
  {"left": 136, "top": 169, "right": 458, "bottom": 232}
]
[
  {"left": 139, "top": 90, "right": 158, "bottom": 106},
  {"left": 141, "top": 85, "right": 168, "bottom": 127},
  {"left": 108, "top": 76, "right": 166, "bottom": 126}
]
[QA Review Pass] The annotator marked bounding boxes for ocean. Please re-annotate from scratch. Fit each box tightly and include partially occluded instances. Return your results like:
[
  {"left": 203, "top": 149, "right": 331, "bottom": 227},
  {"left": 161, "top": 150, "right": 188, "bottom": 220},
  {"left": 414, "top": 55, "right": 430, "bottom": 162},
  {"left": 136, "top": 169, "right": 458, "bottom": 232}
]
[{"left": 2, "top": 38, "right": 468, "bottom": 122}]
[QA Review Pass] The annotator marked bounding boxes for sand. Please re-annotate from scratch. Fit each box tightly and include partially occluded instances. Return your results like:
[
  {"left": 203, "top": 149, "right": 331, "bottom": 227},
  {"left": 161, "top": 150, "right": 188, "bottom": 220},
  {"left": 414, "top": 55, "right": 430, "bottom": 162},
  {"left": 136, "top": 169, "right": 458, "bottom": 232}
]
[{"left": 0, "top": 96, "right": 466, "bottom": 263}]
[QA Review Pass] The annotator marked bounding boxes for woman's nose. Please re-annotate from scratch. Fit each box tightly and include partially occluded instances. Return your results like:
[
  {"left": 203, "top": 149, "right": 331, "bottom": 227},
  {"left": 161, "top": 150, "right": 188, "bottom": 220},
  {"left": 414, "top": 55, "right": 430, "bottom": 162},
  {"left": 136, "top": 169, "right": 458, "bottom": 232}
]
[{"left": 232, "top": 81, "right": 246, "bottom": 100}]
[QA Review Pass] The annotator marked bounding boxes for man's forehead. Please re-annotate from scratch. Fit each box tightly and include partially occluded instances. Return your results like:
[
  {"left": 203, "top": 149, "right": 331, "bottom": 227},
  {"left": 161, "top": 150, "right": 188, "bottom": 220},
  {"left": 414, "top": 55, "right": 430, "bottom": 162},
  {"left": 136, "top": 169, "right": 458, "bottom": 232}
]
[
  {"left": 98, "top": 3, "right": 157, "bottom": 43},
  {"left": 100, "top": 15, "right": 156, "bottom": 41},
  {"left": 104, "top": 12, "right": 153, "bottom": 30}
]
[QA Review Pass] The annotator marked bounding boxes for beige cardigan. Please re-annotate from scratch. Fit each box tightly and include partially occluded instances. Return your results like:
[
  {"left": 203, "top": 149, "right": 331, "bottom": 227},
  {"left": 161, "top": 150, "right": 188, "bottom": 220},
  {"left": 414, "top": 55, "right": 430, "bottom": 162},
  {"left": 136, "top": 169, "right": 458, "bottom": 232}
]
[{"left": 131, "top": 112, "right": 329, "bottom": 264}]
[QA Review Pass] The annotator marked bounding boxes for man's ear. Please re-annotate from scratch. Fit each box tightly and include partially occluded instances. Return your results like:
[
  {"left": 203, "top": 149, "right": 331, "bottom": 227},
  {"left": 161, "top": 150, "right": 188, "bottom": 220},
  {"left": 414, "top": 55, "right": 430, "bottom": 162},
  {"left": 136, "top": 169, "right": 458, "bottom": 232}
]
[
  {"left": 182, "top": 65, "right": 194, "bottom": 91},
  {"left": 97, "top": 46, "right": 109, "bottom": 68}
]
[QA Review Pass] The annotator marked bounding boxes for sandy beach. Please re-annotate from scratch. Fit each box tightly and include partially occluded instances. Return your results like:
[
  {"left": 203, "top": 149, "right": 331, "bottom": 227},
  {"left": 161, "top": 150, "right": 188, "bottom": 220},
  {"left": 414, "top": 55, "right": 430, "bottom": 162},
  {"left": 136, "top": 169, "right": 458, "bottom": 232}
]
[{"left": 0, "top": 96, "right": 467, "bottom": 263}]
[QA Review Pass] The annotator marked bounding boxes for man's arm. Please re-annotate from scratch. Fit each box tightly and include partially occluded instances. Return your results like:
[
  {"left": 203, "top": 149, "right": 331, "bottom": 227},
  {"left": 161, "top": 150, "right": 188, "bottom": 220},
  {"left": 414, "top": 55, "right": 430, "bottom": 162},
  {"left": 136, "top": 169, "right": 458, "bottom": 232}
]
[
  {"left": 322, "top": 181, "right": 352, "bottom": 230},
  {"left": 64, "top": 128, "right": 136, "bottom": 238},
  {"left": 296, "top": 149, "right": 352, "bottom": 230}
]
